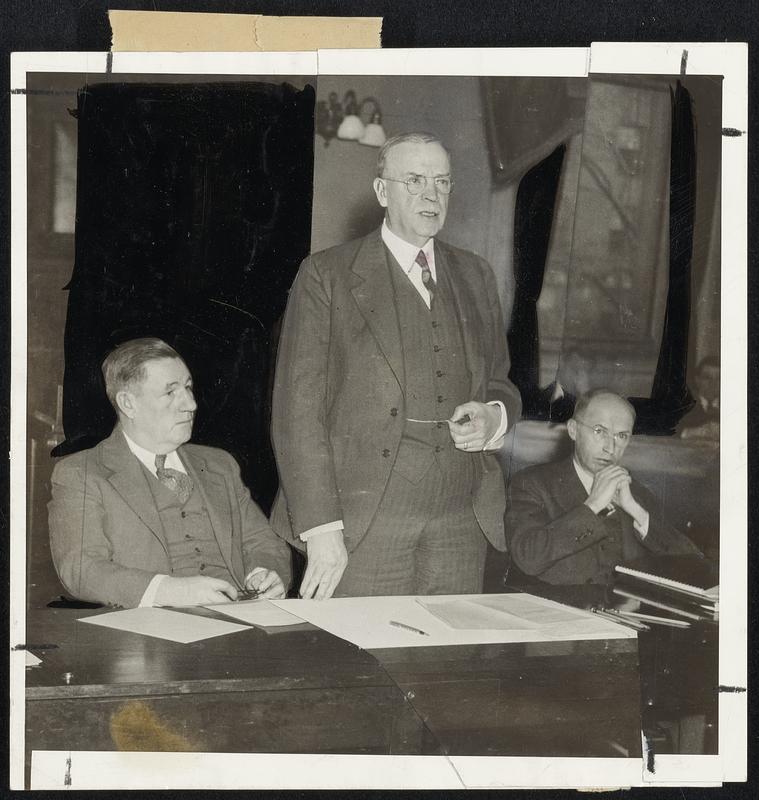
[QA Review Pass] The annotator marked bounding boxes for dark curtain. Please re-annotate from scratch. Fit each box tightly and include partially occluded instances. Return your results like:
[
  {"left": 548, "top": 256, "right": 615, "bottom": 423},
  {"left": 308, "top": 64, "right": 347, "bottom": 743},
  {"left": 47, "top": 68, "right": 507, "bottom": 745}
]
[
  {"left": 56, "top": 81, "right": 315, "bottom": 511},
  {"left": 633, "top": 81, "right": 696, "bottom": 435},
  {"left": 507, "top": 143, "right": 567, "bottom": 417}
]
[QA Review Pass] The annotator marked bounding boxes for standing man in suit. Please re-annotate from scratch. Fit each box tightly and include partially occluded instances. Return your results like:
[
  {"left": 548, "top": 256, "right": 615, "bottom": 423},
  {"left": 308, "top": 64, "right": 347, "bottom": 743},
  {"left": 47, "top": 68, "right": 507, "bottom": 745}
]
[
  {"left": 271, "top": 131, "right": 522, "bottom": 599},
  {"left": 49, "top": 337, "right": 291, "bottom": 608},
  {"left": 505, "top": 389, "right": 701, "bottom": 585}
]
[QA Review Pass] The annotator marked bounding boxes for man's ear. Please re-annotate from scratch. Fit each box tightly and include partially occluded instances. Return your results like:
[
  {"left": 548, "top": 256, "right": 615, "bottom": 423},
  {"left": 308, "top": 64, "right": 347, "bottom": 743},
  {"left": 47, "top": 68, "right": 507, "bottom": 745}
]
[
  {"left": 373, "top": 177, "right": 388, "bottom": 208},
  {"left": 567, "top": 419, "right": 578, "bottom": 442},
  {"left": 115, "top": 390, "right": 137, "bottom": 420}
]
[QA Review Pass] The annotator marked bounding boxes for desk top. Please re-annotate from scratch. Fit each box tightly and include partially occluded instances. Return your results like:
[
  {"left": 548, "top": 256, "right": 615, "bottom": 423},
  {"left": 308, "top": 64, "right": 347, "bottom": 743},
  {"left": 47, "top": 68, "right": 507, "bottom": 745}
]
[{"left": 25, "top": 603, "right": 643, "bottom": 760}]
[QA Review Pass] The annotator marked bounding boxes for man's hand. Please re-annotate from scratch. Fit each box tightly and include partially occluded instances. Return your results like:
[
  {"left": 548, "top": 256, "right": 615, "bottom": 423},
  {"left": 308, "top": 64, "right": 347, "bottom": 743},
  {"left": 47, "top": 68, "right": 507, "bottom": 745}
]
[
  {"left": 300, "top": 529, "right": 348, "bottom": 600},
  {"left": 613, "top": 479, "right": 648, "bottom": 529},
  {"left": 448, "top": 401, "right": 501, "bottom": 452},
  {"left": 584, "top": 465, "right": 631, "bottom": 515},
  {"left": 153, "top": 575, "right": 239, "bottom": 607},
  {"left": 245, "top": 568, "right": 286, "bottom": 599}
]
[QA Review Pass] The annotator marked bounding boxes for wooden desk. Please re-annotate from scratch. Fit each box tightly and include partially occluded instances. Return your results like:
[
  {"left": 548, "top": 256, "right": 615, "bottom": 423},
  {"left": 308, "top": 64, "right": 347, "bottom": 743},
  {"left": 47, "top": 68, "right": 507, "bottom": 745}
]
[
  {"left": 24, "top": 603, "right": 642, "bottom": 786},
  {"left": 505, "top": 555, "right": 719, "bottom": 755}
]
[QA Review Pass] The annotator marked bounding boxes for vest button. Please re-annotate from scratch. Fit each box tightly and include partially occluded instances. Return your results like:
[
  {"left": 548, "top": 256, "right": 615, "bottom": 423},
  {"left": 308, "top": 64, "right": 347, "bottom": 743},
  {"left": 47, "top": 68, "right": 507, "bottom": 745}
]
[
  {"left": 436, "top": 421, "right": 444, "bottom": 429},
  {"left": 382, "top": 448, "right": 391, "bottom": 457},
  {"left": 181, "top": 511, "right": 187, "bottom": 518},
  {"left": 436, "top": 370, "right": 444, "bottom": 377},
  {"left": 433, "top": 345, "right": 440, "bottom": 352},
  {"left": 437, "top": 395, "right": 444, "bottom": 403},
  {"left": 431, "top": 321, "right": 438, "bottom": 328},
  {"left": 435, "top": 445, "right": 442, "bottom": 453},
  {"left": 390, "top": 407, "right": 398, "bottom": 416},
  {"left": 185, "top": 534, "right": 192, "bottom": 540},
  {"left": 195, "top": 547, "right": 201, "bottom": 554},
  {"left": 200, "top": 563, "right": 206, "bottom": 570}
]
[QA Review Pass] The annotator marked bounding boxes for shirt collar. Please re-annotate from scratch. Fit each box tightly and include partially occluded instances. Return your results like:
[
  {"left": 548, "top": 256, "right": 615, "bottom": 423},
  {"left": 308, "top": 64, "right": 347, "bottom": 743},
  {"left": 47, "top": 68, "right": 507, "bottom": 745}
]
[
  {"left": 572, "top": 456, "right": 595, "bottom": 495},
  {"left": 381, "top": 218, "right": 436, "bottom": 277},
  {"left": 121, "top": 429, "right": 185, "bottom": 476}
]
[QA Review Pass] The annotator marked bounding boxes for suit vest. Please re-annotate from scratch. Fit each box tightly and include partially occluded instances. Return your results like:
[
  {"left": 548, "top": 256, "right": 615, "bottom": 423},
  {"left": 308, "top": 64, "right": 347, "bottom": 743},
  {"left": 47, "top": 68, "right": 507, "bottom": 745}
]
[
  {"left": 386, "top": 248, "right": 474, "bottom": 487},
  {"left": 144, "top": 467, "right": 233, "bottom": 582}
]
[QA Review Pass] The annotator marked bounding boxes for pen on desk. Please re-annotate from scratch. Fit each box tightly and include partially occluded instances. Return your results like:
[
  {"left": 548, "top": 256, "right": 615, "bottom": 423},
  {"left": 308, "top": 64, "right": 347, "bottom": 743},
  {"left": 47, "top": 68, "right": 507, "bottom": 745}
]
[
  {"left": 615, "top": 610, "right": 691, "bottom": 629},
  {"left": 590, "top": 607, "right": 649, "bottom": 632},
  {"left": 389, "top": 620, "right": 430, "bottom": 636}
]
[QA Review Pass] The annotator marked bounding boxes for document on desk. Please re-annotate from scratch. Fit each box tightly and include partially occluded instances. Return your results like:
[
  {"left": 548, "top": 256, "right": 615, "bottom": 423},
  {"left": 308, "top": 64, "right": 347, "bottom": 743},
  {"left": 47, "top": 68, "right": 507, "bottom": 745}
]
[
  {"left": 79, "top": 607, "right": 251, "bottom": 643},
  {"left": 202, "top": 599, "right": 304, "bottom": 627},
  {"left": 269, "top": 594, "right": 635, "bottom": 649}
]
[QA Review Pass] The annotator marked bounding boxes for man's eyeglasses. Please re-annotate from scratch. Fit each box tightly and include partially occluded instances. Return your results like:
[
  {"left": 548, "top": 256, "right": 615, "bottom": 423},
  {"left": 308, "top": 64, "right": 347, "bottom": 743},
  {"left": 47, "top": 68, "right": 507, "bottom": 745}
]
[
  {"left": 573, "top": 419, "right": 631, "bottom": 445},
  {"left": 382, "top": 174, "right": 454, "bottom": 196}
]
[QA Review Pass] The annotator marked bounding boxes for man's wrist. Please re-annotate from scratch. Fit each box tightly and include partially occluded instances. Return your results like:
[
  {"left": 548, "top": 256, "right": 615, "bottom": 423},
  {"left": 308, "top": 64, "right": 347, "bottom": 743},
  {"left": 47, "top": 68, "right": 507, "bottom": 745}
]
[
  {"left": 300, "top": 520, "right": 344, "bottom": 542},
  {"left": 483, "top": 401, "right": 507, "bottom": 449},
  {"left": 584, "top": 498, "right": 606, "bottom": 516}
]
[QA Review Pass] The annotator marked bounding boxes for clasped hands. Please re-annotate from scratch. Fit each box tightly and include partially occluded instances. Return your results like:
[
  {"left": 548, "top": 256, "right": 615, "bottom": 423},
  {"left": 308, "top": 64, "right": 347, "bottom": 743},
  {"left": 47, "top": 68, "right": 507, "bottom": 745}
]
[
  {"left": 584, "top": 465, "right": 646, "bottom": 527},
  {"left": 153, "top": 568, "right": 285, "bottom": 607}
]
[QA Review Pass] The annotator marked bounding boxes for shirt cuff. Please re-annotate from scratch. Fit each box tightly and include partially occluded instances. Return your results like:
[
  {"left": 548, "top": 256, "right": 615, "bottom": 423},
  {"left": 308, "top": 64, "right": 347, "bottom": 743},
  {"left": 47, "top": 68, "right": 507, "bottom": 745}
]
[
  {"left": 299, "top": 520, "right": 345, "bottom": 542},
  {"left": 483, "top": 401, "right": 508, "bottom": 450},
  {"left": 139, "top": 574, "right": 168, "bottom": 607},
  {"left": 633, "top": 509, "right": 650, "bottom": 539}
]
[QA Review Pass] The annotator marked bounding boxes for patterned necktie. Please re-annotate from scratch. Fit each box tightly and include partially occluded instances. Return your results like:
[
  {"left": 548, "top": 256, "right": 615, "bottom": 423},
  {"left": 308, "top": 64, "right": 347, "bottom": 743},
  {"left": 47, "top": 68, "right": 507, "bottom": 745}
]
[
  {"left": 155, "top": 454, "right": 193, "bottom": 504},
  {"left": 415, "top": 249, "right": 436, "bottom": 306}
]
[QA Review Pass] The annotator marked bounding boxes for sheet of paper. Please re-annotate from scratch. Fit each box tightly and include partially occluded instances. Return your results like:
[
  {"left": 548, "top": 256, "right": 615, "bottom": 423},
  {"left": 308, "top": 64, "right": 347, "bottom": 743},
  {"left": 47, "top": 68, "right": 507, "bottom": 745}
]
[
  {"left": 203, "top": 599, "right": 304, "bottom": 627},
  {"left": 25, "top": 651, "right": 42, "bottom": 667},
  {"left": 269, "top": 594, "right": 635, "bottom": 649},
  {"left": 79, "top": 607, "right": 251, "bottom": 643},
  {"left": 418, "top": 594, "right": 596, "bottom": 630}
]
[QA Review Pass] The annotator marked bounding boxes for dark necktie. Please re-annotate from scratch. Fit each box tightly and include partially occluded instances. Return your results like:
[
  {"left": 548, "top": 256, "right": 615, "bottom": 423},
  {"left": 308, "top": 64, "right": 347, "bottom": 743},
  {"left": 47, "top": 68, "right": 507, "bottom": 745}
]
[
  {"left": 415, "top": 249, "right": 436, "bottom": 306},
  {"left": 155, "top": 454, "right": 193, "bottom": 504}
]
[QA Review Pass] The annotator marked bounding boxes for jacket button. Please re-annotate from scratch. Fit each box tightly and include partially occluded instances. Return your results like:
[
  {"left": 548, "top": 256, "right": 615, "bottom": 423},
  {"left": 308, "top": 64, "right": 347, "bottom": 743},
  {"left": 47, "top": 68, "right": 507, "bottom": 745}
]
[
  {"left": 435, "top": 445, "right": 442, "bottom": 453},
  {"left": 433, "top": 345, "right": 440, "bottom": 352},
  {"left": 382, "top": 449, "right": 391, "bottom": 457},
  {"left": 437, "top": 395, "right": 444, "bottom": 403},
  {"left": 436, "top": 370, "right": 444, "bottom": 377},
  {"left": 390, "top": 407, "right": 398, "bottom": 416}
]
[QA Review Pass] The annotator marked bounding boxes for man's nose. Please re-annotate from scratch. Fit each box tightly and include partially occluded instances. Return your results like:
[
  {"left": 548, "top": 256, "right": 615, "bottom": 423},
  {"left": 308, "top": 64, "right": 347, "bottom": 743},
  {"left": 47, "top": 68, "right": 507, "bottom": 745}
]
[
  {"left": 421, "top": 179, "right": 440, "bottom": 201},
  {"left": 181, "top": 388, "right": 197, "bottom": 412}
]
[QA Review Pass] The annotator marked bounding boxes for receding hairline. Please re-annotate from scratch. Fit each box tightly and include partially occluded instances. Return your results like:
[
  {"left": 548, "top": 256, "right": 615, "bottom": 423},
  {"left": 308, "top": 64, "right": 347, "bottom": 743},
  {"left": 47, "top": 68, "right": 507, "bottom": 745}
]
[
  {"left": 376, "top": 132, "right": 450, "bottom": 177},
  {"left": 573, "top": 389, "right": 636, "bottom": 425}
]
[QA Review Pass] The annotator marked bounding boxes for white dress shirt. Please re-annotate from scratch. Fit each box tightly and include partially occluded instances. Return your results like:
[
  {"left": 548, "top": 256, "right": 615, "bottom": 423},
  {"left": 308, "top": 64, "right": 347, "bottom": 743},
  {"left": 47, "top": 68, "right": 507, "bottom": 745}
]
[
  {"left": 298, "top": 221, "right": 508, "bottom": 542},
  {"left": 573, "top": 457, "right": 649, "bottom": 538}
]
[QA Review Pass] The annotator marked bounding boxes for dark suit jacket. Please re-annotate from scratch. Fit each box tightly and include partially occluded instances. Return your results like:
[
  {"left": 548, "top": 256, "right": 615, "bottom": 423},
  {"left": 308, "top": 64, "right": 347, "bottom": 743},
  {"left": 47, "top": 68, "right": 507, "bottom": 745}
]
[
  {"left": 270, "top": 228, "right": 522, "bottom": 552},
  {"left": 49, "top": 428, "right": 292, "bottom": 608},
  {"left": 505, "top": 457, "right": 701, "bottom": 584}
]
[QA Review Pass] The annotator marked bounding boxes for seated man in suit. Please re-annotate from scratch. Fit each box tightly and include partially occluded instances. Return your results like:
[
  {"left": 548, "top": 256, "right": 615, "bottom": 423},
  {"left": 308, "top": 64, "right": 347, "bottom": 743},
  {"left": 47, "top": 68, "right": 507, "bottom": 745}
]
[
  {"left": 505, "top": 389, "right": 701, "bottom": 585},
  {"left": 49, "top": 337, "right": 292, "bottom": 608}
]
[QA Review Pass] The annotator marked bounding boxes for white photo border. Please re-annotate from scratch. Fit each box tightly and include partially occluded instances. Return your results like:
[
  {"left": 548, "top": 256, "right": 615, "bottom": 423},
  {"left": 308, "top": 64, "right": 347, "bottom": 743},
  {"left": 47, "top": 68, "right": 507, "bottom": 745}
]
[{"left": 9, "top": 43, "right": 747, "bottom": 789}]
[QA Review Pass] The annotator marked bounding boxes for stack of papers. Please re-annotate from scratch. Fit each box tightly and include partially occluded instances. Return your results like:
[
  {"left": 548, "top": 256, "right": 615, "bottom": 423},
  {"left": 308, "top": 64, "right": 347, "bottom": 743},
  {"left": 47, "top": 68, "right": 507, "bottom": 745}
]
[{"left": 270, "top": 594, "right": 636, "bottom": 649}]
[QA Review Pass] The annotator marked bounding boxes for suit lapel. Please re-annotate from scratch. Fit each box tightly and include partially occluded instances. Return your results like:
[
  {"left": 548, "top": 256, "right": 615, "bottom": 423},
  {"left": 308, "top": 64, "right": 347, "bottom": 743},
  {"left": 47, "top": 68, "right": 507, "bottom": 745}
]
[
  {"left": 556, "top": 457, "right": 592, "bottom": 510},
  {"left": 181, "top": 448, "right": 238, "bottom": 583},
  {"left": 101, "top": 430, "right": 167, "bottom": 553},
  {"left": 349, "top": 231, "right": 404, "bottom": 388},
  {"left": 437, "top": 243, "right": 486, "bottom": 398}
]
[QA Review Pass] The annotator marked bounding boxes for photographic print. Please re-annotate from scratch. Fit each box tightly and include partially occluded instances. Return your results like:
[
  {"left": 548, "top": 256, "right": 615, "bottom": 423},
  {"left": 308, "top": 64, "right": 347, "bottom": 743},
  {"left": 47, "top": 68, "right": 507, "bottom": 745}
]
[{"left": 9, "top": 45, "right": 746, "bottom": 789}]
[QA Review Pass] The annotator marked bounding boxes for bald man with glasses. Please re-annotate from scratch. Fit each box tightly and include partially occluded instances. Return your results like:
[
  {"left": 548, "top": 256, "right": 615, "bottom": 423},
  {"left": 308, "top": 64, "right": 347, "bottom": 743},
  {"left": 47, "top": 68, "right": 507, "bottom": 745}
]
[
  {"left": 271, "top": 131, "right": 521, "bottom": 598},
  {"left": 505, "top": 389, "right": 701, "bottom": 585}
]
